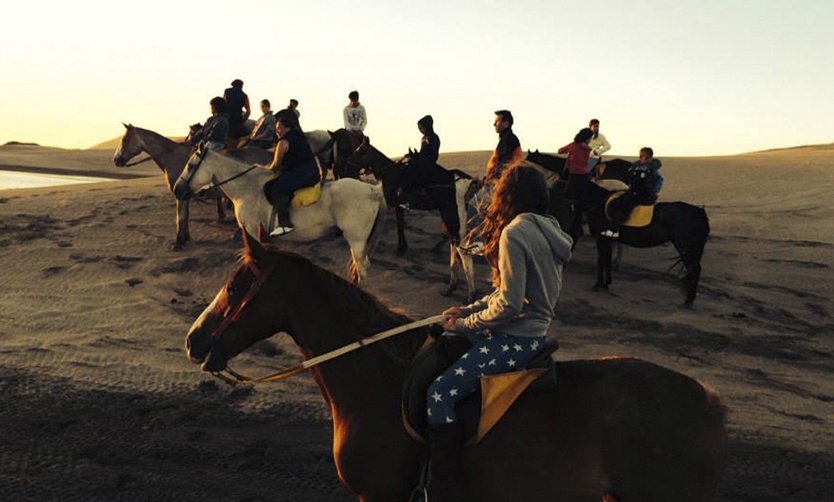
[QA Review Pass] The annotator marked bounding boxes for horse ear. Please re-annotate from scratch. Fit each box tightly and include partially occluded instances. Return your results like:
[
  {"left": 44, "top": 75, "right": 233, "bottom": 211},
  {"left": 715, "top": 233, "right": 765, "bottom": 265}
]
[
  {"left": 245, "top": 226, "right": 270, "bottom": 261},
  {"left": 123, "top": 122, "right": 129, "bottom": 129}
]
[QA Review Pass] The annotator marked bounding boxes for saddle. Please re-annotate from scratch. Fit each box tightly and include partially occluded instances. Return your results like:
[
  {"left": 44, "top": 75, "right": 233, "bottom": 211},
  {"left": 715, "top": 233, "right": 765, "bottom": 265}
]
[
  {"left": 263, "top": 180, "right": 322, "bottom": 208},
  {"left": 402, "top": 332, "right": 559, "bottom": 445},
  {"left": 604, "top": 191, "right": 654, "bottom": 227}
]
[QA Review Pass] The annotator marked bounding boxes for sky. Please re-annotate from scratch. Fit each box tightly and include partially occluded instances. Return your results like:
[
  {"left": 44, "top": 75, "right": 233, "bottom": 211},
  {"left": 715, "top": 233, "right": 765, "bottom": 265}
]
[{"left": 1, "top": 0, "right": 833, "bottom": 157}]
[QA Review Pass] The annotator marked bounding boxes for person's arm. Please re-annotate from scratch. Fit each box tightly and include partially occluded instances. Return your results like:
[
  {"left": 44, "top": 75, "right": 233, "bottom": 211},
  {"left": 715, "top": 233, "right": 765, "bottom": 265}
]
[
  {"left": 358, "top": 106, "right": 367, "bottom": 131},
  {"left": 268, "top": 139, "right": 290, "bottom": 171},
  {"left": 557, "top": 143, "right": 571, "bottom": 155},
  {"left": 596, "top": 134, "right": 611, "bottom": 156},
  {"left": 243, "top": 97, "right": 251, "bottom": 120},
  {"left": 454, "top": 231, "right": 528, "bottom": 334},
  {"left": 343, "top": 107, "right": 350, "bottom": 129}
]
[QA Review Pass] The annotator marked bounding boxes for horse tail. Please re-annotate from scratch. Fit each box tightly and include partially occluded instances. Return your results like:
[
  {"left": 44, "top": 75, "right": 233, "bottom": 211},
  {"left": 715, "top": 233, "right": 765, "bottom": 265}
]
[
  {"left": 366, "top": 189, "right": 388, "bottom": 254},
  {"left": 349, "top": 188, "right": 387, "bottom": 282}
]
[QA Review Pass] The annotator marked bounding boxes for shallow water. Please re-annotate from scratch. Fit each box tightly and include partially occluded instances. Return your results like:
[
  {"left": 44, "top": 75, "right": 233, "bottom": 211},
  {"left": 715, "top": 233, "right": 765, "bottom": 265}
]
[{"left": 0, "top": 170, "right": 114, "bottom": 190}]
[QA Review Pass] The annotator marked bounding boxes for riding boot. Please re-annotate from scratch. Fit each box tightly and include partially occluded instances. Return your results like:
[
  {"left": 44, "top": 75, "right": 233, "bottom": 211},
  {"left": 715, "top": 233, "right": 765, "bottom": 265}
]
[
  {"left": 270, "top": 194, "right": 294, "bottom": 236},
  {"left": 426, "top": 422, "right": 464, "bottom": 502}
]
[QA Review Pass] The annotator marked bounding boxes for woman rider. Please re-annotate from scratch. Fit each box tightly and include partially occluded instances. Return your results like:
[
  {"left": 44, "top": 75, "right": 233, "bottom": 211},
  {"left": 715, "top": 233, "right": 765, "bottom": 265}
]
[
  {"left": 265, "top": 109, "right": 320, "bottom": 236},
  {"left": 416, "top": 162, "right": 574, "bottom": 501}
]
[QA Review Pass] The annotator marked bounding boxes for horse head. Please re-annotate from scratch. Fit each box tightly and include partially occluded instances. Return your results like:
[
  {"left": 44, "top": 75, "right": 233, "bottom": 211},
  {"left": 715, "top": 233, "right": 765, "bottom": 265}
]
[
  {"left": 185, "top": 231, "right": 292, "bottom": 372},
  {"left": 113, "top": 123, "right": 142, "bottom": 167},
  {"left": 173, "top": 145, "right": 213, "bottom": 200}
]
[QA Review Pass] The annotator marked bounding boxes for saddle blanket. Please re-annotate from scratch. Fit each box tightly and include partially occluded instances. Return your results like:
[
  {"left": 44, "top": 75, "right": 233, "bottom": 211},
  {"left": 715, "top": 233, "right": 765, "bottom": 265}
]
[{"left": 605, "top": 191, "right": 654, "bottom": 227}]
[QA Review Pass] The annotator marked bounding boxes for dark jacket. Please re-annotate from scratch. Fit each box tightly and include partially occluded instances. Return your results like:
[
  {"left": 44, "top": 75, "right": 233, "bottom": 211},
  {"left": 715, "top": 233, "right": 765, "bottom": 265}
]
[
  {"left": 628, "top": 159, "right": 664, "bottom": 202},
  {"left": 418, "top": 115, "right": 440, "bottom": 164},
  {"left": 485, "top": 128, "right": 521, "bottom": 183}
]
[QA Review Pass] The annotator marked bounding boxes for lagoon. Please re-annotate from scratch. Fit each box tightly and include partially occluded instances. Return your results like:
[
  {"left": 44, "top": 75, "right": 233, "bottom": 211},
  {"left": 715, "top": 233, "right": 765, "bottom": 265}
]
[{"left": 0, "top": 170, "right": 114, "bottom": 190}]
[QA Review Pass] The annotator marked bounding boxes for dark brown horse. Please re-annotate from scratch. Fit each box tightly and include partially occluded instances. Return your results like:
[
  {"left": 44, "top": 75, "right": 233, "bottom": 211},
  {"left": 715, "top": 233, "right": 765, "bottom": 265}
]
[
  {"left": 184, "top": 232, "right": 727, "bottom": 502},
  {"left": 342, "top": 139, "right": 478, "bottom": 302},
  {"left": 549, "top": 179, "right": 710, "bottom": 307}
]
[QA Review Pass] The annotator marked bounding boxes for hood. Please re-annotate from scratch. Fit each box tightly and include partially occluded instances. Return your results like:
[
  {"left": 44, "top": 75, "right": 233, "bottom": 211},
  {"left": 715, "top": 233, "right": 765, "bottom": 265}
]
[
  {"left": 418, "top": 115, "right": 434, "bottom": 131},
  {"left": 517, "top": 213, "right": 572, "bottom": 265}
]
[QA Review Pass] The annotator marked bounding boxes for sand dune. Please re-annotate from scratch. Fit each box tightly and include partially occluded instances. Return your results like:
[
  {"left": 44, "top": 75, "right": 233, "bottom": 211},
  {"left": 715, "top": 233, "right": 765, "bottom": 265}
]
[{"left": 0, "top": 145, "right": 832, "bottom": 501}]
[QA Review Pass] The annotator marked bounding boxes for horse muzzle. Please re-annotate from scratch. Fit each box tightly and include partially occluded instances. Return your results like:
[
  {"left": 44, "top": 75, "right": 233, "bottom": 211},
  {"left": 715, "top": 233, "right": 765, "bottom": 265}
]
[{"left": 113, "top": 156, "right": 127, "bottom": 167}]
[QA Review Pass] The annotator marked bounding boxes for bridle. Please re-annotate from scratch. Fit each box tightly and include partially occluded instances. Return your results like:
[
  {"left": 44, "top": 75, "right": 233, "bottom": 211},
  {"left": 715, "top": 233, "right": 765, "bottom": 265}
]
[
  {"left": 183, "top": 146, "right": 259, "bottom": 195},
  {"left": 204, "top": 258, "right": 442, "bottom": 386}
]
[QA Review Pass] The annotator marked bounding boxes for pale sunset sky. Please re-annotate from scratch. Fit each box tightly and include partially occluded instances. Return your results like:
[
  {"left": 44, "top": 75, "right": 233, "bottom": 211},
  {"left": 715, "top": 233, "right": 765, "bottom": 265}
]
[{"left": 2, "top": 0, "right": 832, "bottom": 157}]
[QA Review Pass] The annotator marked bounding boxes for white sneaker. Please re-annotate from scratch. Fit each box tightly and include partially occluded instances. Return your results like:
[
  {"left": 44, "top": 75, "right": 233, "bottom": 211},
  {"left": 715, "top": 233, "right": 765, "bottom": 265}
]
[
  {"left": 269, "top": 226, "right": 294, "bottom": 237},
  {"left": 601, "top": 229, "right": 619, "bottom": 238}
]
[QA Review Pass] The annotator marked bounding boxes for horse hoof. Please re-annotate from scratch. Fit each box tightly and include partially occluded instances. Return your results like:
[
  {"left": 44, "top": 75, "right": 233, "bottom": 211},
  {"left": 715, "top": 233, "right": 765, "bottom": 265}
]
[
  {"left": 171, "top": 243, "right": 184, "bottom": 251},
  {"left": 591, "top": 283, "right": 608, "bottom": 292},
  {"left": 441, "top": 285, "right": 456, "bottom": 297},
  {"left": 396, "top": 247, "right": 407, "bottom": 256}
]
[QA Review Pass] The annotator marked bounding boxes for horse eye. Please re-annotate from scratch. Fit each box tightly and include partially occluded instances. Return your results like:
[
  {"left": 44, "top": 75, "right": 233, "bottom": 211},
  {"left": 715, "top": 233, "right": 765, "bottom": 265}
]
[{"left": 226, "top": 283, "right": 238, "bottom": 297}]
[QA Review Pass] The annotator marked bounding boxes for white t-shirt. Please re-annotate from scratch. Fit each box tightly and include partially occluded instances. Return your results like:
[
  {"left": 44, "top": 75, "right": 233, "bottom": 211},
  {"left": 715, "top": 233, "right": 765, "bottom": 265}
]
[{"left": 343, "top": 104, "right": 367, "bottom": 131}]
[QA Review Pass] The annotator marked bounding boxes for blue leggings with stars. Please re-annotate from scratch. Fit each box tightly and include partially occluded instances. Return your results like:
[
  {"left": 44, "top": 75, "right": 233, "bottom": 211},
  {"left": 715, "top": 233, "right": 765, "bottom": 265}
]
[{"left": 426, "top": 332, "right": 546, "bottom": 425}]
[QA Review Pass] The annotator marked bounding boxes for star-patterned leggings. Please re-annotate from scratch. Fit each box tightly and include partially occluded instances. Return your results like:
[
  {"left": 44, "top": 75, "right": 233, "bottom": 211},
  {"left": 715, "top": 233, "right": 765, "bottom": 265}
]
[{"left": 426, "top": 332, "right": 546, "bottom": 425}]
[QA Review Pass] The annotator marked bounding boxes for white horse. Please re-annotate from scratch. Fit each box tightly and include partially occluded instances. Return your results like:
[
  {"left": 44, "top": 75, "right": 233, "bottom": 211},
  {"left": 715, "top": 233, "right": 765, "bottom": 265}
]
[{"left": 173, "top": 147, "right": 386, "bottom": 283}]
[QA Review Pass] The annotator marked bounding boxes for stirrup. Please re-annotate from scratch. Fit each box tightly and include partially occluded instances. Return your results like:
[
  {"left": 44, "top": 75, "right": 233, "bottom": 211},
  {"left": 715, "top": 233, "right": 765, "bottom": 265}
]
[
  {"left": 269, "top": 225, "right": 294, "bottom": 237},
  {"left": 407, "top": 485, "right": 428, "bottom": 502},
  {"left": 601, "top": 229, "right": 619, "bottom": 239}
]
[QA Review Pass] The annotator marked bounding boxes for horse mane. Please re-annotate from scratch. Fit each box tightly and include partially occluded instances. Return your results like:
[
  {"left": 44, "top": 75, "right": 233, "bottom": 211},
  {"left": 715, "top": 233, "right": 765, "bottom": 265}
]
[{"left": 241, "top": 247, "right": 426, "bottom": 358}]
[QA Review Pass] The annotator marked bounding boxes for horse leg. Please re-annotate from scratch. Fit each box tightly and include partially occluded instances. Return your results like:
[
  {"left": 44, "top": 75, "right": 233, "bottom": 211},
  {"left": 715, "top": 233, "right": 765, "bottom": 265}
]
[
  {"left": 593, "top": 238, "right": 611, "bottom": 291},
  {"left": 442, "top": 242, "right": 458, "bottom": 297},
  {"left": 675, "top": 240, "right": 704, "bottom": 308},
  {"left": 216, "top": 196, "right": 226, "bottom": 222},
  {"left": 612, "top": 243, "right": 623, "bottom": 271},
  {"left": 173, "top": 199, "right": 190, "bottom": 251},
  {"left": 460, "top": 250, "right": 477, "bottom": 303},
  {"left": 396, "top": 206, "right": 408, "bottom": 255}
]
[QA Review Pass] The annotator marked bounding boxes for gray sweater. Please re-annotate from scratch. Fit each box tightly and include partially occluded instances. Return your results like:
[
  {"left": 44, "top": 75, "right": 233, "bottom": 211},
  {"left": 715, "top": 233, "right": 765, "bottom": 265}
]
[{"left": 455, "top": 213, "right": 573, "bottom": 338}]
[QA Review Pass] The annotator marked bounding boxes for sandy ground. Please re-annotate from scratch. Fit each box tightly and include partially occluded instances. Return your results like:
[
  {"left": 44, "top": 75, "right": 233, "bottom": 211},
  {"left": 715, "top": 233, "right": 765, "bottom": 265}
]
[{"left": 0, "top": 143, "right": 832, "bottom": 501}]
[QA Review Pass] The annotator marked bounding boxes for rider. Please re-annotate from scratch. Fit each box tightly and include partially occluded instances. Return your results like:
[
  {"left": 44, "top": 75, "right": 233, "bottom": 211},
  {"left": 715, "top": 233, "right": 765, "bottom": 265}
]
[
  {"left": 223, "top": 79, "right": 252, "bottom": 139},
  {"left": 401, "top": 115, "right": 441, "bottom": 196},
  {"left": 343, "top": 90, "right": 367, "bottom": 136},
  {"left": 246, "top": 99, "right": 277, "bottom": 149},
  {"left": 557, "top": 127, "right": 594, "bottom": 201},
  {"left": 602, "top": 146, "right": 664, "bottom": 238},
  {"left": 189, "top": 97, "right": 230, "bottom": 151},
  {"left": 464, "top": 110, "right": 522, "bottom": 253},
  {"left": 418, "top": 163, "right": 573, "bottom": 501},
  {"left": 588, "top": 118, "right": 611, "bottom": 173},
  {"left": 265, "top": 109, "right": 320, "bottom": 237}
]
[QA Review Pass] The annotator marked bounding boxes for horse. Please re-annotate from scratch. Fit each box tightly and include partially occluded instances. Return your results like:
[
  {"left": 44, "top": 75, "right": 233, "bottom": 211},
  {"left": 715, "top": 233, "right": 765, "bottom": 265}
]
[
  {"left": 344, "top": 139, "right": 477, "bottom": 303},
  {"left": 172, "top": 147, "right": 386, "bottom": 283},
  {"left": 113, "top": 124, "right": 273, "bottom": 250},
  {"left": 184, "top": 232, "right": 727, "bottom": 502},
  {"left": 314, "top": 128, "right": 367, "bottom": 179},
  {"left": 550, "top": 179, "right": 710, "bottom": 307}
]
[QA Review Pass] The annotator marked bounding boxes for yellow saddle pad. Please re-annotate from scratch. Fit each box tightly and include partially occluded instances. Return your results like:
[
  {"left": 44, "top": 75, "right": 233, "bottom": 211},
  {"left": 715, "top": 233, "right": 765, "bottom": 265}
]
[
  {"left": 477, "top": 367, "right": 548, "bottom": 441},
  {"left": 605, "top": 191, "right": 654, "bottom": 228},
  {"left": 291, "top": 182, "right": 321, "bottom": 208}
]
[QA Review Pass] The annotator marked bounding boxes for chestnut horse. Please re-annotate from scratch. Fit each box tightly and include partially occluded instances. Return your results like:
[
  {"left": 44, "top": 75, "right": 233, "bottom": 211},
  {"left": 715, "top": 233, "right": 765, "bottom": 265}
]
[{"left": 184, "top": 232, "right": 727, "bottom": 502}]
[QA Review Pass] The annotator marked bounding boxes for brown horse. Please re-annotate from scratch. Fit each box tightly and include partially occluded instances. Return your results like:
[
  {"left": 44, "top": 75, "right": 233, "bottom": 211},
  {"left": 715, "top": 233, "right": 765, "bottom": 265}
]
[
  {"left": 113, "top": 124, "right": 273, "bottom": 249},
  {"left": 184, "top": 232, "right": 727, "bottom": 502}
]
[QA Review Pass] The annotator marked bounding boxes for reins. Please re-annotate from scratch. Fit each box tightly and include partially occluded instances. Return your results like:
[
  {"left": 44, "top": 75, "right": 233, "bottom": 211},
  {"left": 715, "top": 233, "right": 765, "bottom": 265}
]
[
  {"left": 211, "top": 314, "right": 444, "bottom": 387},
  {"left": 123, "top": 155, "right": 153, "bottom": 167}
]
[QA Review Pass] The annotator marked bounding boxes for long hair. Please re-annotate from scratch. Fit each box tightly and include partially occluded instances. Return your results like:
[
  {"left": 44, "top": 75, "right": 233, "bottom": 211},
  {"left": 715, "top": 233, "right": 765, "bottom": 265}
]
[{"left": 480, "top": 162, "right": 549, "bottom": 286}]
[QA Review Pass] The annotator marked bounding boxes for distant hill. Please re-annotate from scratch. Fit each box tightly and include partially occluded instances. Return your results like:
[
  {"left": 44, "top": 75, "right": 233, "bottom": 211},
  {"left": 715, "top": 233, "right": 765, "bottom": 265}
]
[
  {"left": 88, "top": 135, "right": 186, "bottom": 150},
  {"left": 747, "top": 142, "right": 834, "bottom": 154},
  {"left": 3, "top": 141, "right": 40, "bottom": 147}
]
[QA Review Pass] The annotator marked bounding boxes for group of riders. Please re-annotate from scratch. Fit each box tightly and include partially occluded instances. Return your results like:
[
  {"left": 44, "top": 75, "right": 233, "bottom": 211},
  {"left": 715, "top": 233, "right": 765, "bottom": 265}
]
[{"left": 184, "top": 80, "right": 670, "bottom": 502}]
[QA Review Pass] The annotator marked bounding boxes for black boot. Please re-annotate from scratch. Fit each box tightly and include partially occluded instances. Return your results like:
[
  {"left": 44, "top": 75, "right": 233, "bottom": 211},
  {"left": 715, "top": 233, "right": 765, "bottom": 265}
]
[
  {"left": 426, "top": 422, "right": 464, "bottom": 501},
  {"left": 270, "top": 194, "right": 294, "bottom": 236}
]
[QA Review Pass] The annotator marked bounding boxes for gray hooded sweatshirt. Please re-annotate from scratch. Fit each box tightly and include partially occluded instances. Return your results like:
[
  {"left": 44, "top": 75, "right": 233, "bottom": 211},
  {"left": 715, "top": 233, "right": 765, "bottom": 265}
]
[{"left": 455, "top": 213, "right": 573, "bottom": 338}]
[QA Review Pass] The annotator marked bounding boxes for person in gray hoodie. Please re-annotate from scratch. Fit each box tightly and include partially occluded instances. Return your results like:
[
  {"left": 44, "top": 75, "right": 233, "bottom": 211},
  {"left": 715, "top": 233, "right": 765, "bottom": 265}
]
[{"left": 419, "top": 162, "right": 573, "bottom": 501}]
